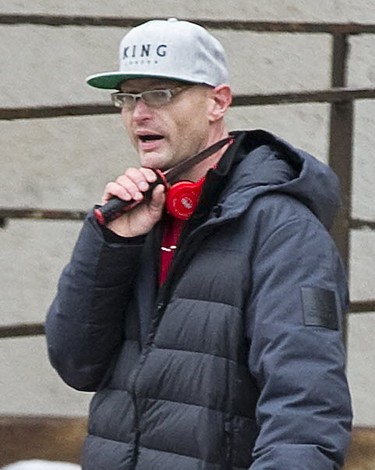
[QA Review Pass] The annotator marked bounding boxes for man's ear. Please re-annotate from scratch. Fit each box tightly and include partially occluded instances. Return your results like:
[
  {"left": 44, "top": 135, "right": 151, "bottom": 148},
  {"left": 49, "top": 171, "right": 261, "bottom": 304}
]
[{"left": 208, "top": 85, "right": 232, "bottom": 123}]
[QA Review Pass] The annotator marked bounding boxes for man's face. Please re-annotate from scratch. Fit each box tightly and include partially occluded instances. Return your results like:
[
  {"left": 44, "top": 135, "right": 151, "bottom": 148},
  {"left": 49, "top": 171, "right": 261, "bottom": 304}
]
[{"left": 119, "top": 78, "right": 215, "bottom": 171}]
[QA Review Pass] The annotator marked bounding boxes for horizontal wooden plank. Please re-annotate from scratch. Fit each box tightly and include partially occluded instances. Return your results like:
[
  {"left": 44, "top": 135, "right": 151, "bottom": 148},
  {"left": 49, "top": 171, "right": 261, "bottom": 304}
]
[
  {"left": 0, "top": 323, "right": 45, "bottom": 339},
  {"left": 345, "top": 427, "right": 375, "bottom": 469},
  {"left": 0, "top": 416, "right": 373, "bottom": 468},
  {"left": 1, "top": 208, "right": 374, "bottom": 230},
  {"left": 0, "top": 416, "right": 87, "bottom": 467},
  {"left": 1, "top": 88, "right": 375, "bottom": 121},
  {"left": 0, "top": 15, "right": 375, "bottom": 35}
]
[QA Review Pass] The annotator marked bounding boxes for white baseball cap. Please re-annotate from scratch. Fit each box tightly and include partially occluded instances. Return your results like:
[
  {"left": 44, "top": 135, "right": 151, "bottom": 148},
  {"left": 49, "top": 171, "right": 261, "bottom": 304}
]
[{"left": 86, "top": 18, "right": 229, "bottom": 89}]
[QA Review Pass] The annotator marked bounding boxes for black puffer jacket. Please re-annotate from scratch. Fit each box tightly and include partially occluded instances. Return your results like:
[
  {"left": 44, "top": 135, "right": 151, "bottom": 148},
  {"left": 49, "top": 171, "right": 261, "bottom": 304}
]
[{"left": 46, "top": 130, "right": 352, "bottom": 469}]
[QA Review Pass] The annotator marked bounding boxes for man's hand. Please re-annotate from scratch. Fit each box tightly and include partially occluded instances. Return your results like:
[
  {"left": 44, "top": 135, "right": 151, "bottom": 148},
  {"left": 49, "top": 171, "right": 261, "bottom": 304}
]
[{"left": 101, "top": 167, "right": 166, "bottom": 237}]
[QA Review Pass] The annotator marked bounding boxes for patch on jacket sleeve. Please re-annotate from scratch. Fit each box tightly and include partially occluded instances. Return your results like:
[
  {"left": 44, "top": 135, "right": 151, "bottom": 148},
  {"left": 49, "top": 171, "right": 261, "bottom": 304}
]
[{"left": 301, "top": 287, "right": 339, "bottom": 330}]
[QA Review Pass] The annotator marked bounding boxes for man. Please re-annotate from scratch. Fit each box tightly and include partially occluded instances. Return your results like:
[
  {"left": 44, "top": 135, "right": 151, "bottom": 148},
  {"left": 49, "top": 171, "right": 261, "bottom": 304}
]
[{"left": 46, "top": 18, "right": 352, "bottom": 469}]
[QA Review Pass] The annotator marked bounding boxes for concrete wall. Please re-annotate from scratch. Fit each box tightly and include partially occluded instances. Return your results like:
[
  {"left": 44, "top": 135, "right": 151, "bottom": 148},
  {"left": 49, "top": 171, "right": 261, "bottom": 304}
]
[{"left": 1, "top": 0, "right": 374, "bottom": 427}]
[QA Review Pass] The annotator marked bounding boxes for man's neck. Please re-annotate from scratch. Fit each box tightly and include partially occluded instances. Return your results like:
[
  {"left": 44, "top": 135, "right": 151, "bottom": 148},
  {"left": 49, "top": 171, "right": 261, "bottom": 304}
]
[{"left": 183, "top": 129, "right": 231, "bottom": 182}]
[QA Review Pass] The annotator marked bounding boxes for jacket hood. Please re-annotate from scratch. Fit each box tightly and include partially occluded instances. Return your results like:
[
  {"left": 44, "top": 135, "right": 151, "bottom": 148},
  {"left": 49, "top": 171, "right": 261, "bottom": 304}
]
[{"left": 215, "top": 130, "right": 341, "bottom": 230}]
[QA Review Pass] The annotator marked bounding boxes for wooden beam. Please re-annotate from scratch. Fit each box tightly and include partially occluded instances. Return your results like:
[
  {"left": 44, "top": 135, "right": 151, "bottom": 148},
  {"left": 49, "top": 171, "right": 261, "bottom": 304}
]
[
  {"left": 0, "top": 15, "right": 375, "bottom": 34},
  {"left": 1, "top": 88, "right": 375, "bottom": 121},
  {"left": 0, "top": 416, "right": 87, "bottom": 467}
]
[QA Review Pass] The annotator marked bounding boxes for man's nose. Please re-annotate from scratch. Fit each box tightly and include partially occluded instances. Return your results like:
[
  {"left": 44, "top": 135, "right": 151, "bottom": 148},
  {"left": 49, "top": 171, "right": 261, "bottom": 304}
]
[{"left": 130, "top": 97, "right": 153, "bottom": 120}]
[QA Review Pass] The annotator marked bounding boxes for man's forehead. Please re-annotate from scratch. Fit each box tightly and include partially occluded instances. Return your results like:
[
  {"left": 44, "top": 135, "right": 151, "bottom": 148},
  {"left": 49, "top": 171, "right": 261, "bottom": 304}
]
[{"left": 120, "top": 78, "right": 188, "bottom": 92}]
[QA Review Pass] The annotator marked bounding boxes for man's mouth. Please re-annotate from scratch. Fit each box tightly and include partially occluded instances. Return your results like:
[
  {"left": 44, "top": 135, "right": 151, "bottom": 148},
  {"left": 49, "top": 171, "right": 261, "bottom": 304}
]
[{"left": 138, "top": 134, "right": 164, "bottom": 143}]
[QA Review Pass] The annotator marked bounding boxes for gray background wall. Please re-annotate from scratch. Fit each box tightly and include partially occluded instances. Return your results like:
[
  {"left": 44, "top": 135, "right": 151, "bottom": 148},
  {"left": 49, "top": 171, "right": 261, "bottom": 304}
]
[{"left": 1, "top": 0, "right": 374, "bottom": 427}]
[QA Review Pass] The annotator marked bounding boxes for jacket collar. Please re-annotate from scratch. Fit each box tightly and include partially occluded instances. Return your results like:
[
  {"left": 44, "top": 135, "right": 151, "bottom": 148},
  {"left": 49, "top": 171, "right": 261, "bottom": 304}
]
[{"left": 191, "top": 130, "right": 301, "bottom": 227}]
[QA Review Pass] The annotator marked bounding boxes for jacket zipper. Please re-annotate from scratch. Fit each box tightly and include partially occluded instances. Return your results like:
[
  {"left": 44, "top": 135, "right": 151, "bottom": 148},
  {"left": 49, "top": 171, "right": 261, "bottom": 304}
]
[
  {"left": 127, "top": 300, "right": 167, "bottom": 468},
  {"left": 223, "top": 417, "right": 234, "bottom": 469}
]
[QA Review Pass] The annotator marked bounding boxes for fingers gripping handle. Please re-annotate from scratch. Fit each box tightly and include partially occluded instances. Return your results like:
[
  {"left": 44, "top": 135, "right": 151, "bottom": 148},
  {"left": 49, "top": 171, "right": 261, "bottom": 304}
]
[{"left": 94, "top": 169, "right": 168, "bottom": 225}]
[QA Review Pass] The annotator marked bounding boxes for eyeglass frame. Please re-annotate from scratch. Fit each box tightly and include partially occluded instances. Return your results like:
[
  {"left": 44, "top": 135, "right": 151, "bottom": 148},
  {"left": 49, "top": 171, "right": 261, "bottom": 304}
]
[{"left": 111, "top": 86, "right": 192, "bottom": 110}]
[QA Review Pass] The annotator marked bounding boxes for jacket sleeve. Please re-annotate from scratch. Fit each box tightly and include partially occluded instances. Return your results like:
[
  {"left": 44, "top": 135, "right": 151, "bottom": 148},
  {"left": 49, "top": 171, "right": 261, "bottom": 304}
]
[
  {"left": 246, "top": 196, "right": 352, "bottom": 469},
  {"left": 45, "top": 212, "right": 146, "bottom": 391}
]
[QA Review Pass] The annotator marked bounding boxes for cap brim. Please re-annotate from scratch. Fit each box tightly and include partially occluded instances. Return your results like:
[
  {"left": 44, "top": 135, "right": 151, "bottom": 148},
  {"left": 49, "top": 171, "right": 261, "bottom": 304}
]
[
  {"left": 86, "top": 72, "right": 143, "bottom": 89},
  {"left": 86, "top": 71, "right": 201, "bottom": 90}
]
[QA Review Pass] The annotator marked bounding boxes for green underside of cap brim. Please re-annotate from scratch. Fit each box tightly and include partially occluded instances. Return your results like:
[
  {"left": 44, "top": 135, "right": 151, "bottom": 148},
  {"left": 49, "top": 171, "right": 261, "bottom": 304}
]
[
  {"left": 86, "top": 72, "right": 199, "bottom": 90},
  {"left": 87, "top": 73, "right": 142, "bottom": 89}
]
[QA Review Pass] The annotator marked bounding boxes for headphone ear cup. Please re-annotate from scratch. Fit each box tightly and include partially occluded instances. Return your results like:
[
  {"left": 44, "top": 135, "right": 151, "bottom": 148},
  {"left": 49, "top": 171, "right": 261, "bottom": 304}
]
[{"left": 166, "top": 180, "right": 204, "bottom": 220}]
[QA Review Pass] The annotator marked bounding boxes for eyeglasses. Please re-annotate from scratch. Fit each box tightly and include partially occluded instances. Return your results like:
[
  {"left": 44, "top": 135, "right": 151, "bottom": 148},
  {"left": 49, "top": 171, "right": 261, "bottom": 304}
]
[{"left": 111, "top": 87, "right": 189, "bottom": 110}]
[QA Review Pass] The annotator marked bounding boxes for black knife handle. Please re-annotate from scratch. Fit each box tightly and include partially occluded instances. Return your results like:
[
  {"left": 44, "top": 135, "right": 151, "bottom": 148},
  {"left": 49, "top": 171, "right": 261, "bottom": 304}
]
[{"left": 94, "top": 170, "right": 167, "bottom": 225}]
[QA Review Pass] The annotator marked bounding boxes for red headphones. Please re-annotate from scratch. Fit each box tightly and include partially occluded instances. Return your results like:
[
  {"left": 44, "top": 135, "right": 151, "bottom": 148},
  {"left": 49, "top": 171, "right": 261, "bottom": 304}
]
[
  {"left": 154, "top": 137, "right": 234, "bottom": 220},
  {"left": 165, "top": 177, "right": 206, "bottom": 220}
]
